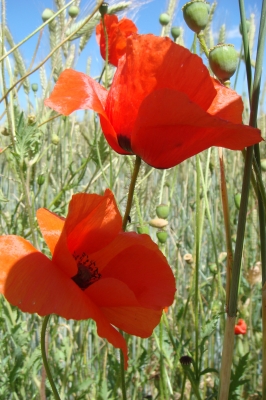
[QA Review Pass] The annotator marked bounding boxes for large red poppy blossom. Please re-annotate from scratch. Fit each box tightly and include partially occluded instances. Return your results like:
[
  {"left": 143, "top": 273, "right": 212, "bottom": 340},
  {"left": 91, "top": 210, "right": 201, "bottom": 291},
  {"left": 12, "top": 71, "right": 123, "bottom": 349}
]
[
  {"left": 45, "top": 34, "right": 262, "bottom": 169},
  {"left": 0, "top": 190, "right": 175, "bottom": 368},
  {"left": 234, "top": 319, "right": 247, "bottom": 335},
  {"left": 96, "top": 14, "right": 137, "bottom": 66}
]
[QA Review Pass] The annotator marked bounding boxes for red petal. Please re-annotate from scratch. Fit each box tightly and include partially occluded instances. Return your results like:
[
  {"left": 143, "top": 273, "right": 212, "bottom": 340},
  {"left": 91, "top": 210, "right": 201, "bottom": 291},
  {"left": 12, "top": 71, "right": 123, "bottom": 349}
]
[
  {"left": 101, "top": 306, "right": 162, "bottom": 337},
  {"left": 106, "top": 34, "right": 216, "bottom": 141},
  {"left": 53, "top": 190, "right": 122, "bottom": 269},
  {"left": 131, "top": 88, "right": 262, "bottom": 169},
  {"left": 45, "top": 69, "right": 127, "bottom": 155},
  {"left": 37, "top": 208, "right": 65, "bottom": 255},
  {"left": 1, "top": 235, "right": 128, "bottom": 367},
  {"left": 208, "top": 78, "right": 244, "bottom": 124},
  {"left": 101, "top": 242, "right": 176, "bottom": 310}
]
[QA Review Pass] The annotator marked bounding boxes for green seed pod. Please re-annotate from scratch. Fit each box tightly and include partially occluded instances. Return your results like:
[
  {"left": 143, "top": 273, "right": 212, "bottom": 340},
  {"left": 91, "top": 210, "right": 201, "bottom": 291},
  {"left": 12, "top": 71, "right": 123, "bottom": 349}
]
[
  {"left": 159, "top": 13, "right": 171, "bottom": 26},
  {"left": 137, "top": 226, "right": 150, "bottom": 235},
  {"left": 1, "top": 127, "right": 9, "bottom": 136},
  {"left": 156, "top": 204, "right": 169, "bottom": 219},
  {"left": 68, "top": 5, "right": 80, "bottom": 18},
  {"left": 99, "top": 2, "right": 108, "bottom": 17},
  {"left": 37, "top": 175, "right": 45, "bottom": 186},
  {"left": 239, "top": 20, "right": 250, "bottom": 36},
  {"left": 149, "top": 218, "right": 168, "bottom": 229},
  {"left": 156, "top": 230, "right": 168, "bottom": 244},
  {"left": 234, "top": 193, "right": 241, "bottom": 210},
  {"left": 182, "top": 1, "right": 209, "bottom": 34},
  {"left": 261, "top": 158, "right": 266, "bottom": 171},
  {"left": 171, "top": 27, "right": 181, "bottom": 40},
  {"left": 51, "top": 133, "right": 60, "bottom": 145},
  {"left": 31, "top": 83, "right": 38, "bottom": 92},
  {"left": 42, "top": 8, "right": 54, "bottom": 23},
  {"left": 27, "top": 115, "right": 36, "bottom": 125},
  {"left": 209, "top": 44, "right": 238, "bottom": 81},
  {"left": 209, "top": 263, "right": 217, "bottom": 274}
]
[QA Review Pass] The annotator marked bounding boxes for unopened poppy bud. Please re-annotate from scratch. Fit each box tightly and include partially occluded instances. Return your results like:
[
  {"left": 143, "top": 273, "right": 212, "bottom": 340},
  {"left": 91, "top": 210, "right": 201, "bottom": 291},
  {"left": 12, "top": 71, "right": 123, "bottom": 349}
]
[
  {"left": 156, "top": 230, "right": 168, "bottom": 244},
  {"left": 247, "top": 262, "right": 261, "bottom": 286},
  {"left": 68, "top": 5, "right": 80, "bottom": 18},
  {"left": 261, "top": 159, "right": 266, "bottom": 171},
  {"left": 37, "top": 175, "right": 45, "bottom": 186},
  {"left": 42, "top": 8, "right": 54, "bottom": 22},
  {"left": 239, "top": 20, "right": 250, "bottom": 36},
  {"left": 99, "top": 2, "right": 108, "bottom": 17},
  {"left": 209, "top": 263, "right": 217, "bottom": 274},
  {"left": 234, "top": 193, "right": 241, "bottom": 209},
  {"left": 209, "top": 44, "right": 238, "bottom": 82},
  {"left": 182, "top": 1, "right": 209, "bottom": 34},
  {"left": 159, "top": 13, "right": 171, "bottom": 26},
  {"left": 218, "top": 252, "right": 227, "bottom": 263},
  {"left": 149, "top": 218, "right": 168, "bottom": 229},
  {"left": 184, "top": 253, "right": 193, "bottom": 264},
  {"left": 1, "top": 127, "right": 9, "bottom": 136},
  {"left": 31, "top": 83, "right": 38, "bottom": 92},
  {"left": 51, "top": 133, "right": 60, "bottom": 145},
  {"left": 171, "top": 27, "right": 181, "bottom": 40},
  {"left": 156, "top": 204, "right": 169, "bottom": 219},
  {"left": 27, "top": 115, "right": 36, "bottom": 125},
  {"left": 137, "top": 225, "right": 150, "bottom": 235}
]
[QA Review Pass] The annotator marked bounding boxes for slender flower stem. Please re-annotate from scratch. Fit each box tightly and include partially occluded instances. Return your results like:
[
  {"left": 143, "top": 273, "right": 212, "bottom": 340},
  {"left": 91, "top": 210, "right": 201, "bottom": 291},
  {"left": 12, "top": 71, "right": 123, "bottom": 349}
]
[
  {"left": 41, "top": 315, "right": 61, "bottom": 400},
  {"left": 119, "top": 348, "right": 127, "bottom": 400},
  {"left": 122, "top": 156, "right": 142, "bottom": 231},
  {"left": 101, "top": 14, "right": 109, "bottom": 89},
  {"left": 195, "top": 155, "right": 201, "bottom": 382}
]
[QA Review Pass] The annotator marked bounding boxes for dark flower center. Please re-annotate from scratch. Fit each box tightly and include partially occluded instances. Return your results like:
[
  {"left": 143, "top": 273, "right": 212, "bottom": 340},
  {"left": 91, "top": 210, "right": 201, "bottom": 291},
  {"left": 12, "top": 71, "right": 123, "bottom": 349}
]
[
  {"left": 71, "top": 252, "right": 101, "bottom": 290},
  {"left": 117, "top": 135, "right": 133, "bottom": 153}
]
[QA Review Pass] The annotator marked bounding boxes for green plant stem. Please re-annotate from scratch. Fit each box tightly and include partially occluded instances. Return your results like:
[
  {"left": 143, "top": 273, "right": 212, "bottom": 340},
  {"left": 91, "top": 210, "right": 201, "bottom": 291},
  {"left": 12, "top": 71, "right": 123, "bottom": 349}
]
[
  {"left": 195, "top": 155, "right": 201, "bottom": 381},
  {"left": 0, "top": 0, "right": 104, "bottom": 104},
  {"left": 119, "top": 348, "right": 127, "bottom": 400},
  {"left": 101, "top": 14, "right": 109, "bottom": 89},
  {"left": 41, "top": 315, "right": 61, "bottom": 400},
  {"left": 122, "top": 156, "right": 142, "bottom": 231}
]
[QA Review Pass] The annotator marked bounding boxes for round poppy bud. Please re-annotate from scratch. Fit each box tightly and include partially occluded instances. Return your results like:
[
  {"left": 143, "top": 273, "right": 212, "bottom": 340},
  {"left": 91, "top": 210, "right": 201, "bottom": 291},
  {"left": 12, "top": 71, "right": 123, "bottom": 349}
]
[
  {"left": 234, "top": 193, "right": 241, "bottom": 210},
  {"left": 51, "top": 133, "right": 60, "bottom": 145},
  {"left": 31, "top": 83, "right": 38, "bottom": 92},
  {"left": 239, "top": 20, "right": 250, "bottom": 36},
  {"left": 261, "top": 159, "right": 266, "bottom": 171},
  {"left": 159, "top": 13, "right": 171, "bottom": 26},
  {"left": 182, "top": 1, "right": 210, "bottom": 34},
  {"left": 42, "top": 8, "right": 54, "bottom": 22},
  {"left": 137, "top": 226, "right": 150, "bottom": 235},
  {"left": 209, "top": 263, "right": 217, "bottom": 274},
  {"left": 1, "top": 127, "right": 9, "bottom": 136},
  {"left": 68, "top": 5, "right": 80, "bottom": 18},
  {"left": 27, "top": 115, "right": 36, "bottom": 125},
  {"left": 209, "top": 44, "right": 238, "bottom": 81},
  {"left": 37, "top": 175, "right": 45, "bottom": 186},
  {"left": 184, "top": 253, "right": 193, "bottom": 264},
  {"left": 99, "top": 2, "right": 109, "bottom": 17},
  {"left": 156, "top": 204, "right": 169, "bottom": 219},
  {"left": 171, "top": 27, "right": 181, "bottom": 40},
  {"left": 156, "top": 230, "right": 168, "bottom": 244},
  {"left": 149, "top": 218, "right": 168, "bottom": 229}
]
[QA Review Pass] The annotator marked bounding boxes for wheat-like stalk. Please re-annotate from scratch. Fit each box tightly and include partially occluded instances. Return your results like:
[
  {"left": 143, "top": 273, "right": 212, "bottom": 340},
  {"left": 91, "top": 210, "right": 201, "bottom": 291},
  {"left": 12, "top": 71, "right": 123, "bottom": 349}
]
[{"left": 218, "top": 24, "right": 226, "bottom": 44}]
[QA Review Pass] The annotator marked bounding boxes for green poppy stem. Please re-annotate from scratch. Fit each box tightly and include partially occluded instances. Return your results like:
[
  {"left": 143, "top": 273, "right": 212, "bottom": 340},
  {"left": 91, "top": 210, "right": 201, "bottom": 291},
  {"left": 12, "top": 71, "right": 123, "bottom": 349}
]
[
  {"left": 122, "top": 156, "right": 142, "bottom": 231},
  {"left": 41, "top": 315, "right": 61, "bottom": 400},
  {"left": 101, "top": 13, "right": 109, "bottom": 89},
  {"left": 119, "top": 348, "right": 127, "bottom": 400}
]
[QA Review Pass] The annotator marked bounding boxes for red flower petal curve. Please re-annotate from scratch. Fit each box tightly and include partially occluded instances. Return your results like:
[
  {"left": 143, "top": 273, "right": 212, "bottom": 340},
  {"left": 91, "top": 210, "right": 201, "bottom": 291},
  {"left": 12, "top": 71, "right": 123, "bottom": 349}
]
[
  {"left": 0, "top": 235, "right": 128, "bottom": 367},
  {"left": 131, "top": 88, "right": 262, "bottom": 169},
  {"left": 235, "top": 319, "right": 247, "bottom": 335},
  {"left": 37, "top": 208, "right": 65, "bottom": 255},
  {"left": 106, "top": 34, "right": 217, "bottom": 141},
  {"left": 96, "top": 15, "right": 137, "bottom": 66},
  {"left": 44, "top": 69, "right": 127, "bottom": 155},
  {"left": 208, "top": 78, "right": 243, "bottom": 124}
]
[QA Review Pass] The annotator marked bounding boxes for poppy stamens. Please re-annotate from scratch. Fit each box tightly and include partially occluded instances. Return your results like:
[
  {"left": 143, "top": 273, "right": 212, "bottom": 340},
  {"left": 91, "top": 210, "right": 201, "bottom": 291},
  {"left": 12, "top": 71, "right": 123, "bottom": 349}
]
[{"left": 72, "top": 252, "right": 101, "bottom": 290}]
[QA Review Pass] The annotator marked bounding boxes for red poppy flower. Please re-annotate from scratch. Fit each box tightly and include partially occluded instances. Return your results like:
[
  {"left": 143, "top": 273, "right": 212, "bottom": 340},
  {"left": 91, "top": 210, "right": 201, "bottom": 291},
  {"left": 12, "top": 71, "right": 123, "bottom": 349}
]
[
  {"left": 0, "top": 189, "right": 175, "bottom": 368},
  {"left": 96, "top": 14, "right": 137, "bottom": 66},
  {"left": 234, "top": 319, "right": 247, "bottom": 335},
  {"left": 44, "top": 34, "right": 262, "bottom": 169}
]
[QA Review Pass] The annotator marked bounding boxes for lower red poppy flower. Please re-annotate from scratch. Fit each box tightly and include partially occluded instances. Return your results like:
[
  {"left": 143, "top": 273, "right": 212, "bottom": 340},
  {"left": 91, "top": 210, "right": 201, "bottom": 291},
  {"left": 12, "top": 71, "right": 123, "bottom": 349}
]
[
  {"left": 96, "top": 14, "right": 137, "bottom": 66},
  {"left": 234, "top": 319, "right": 247, "bottom": 335},
  {"left": 45, "top": 34, "right": 262, "bottom": 169},
  {"left": 0, "top": 190, "right": 175, "bottom": 368}
]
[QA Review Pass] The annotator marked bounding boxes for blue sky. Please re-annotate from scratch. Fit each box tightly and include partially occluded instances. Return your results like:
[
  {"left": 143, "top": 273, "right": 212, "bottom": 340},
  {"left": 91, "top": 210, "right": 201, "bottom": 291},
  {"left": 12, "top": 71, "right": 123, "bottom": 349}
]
[{"left": 3, "top": 0, "right": 263, "bottom": 110}]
